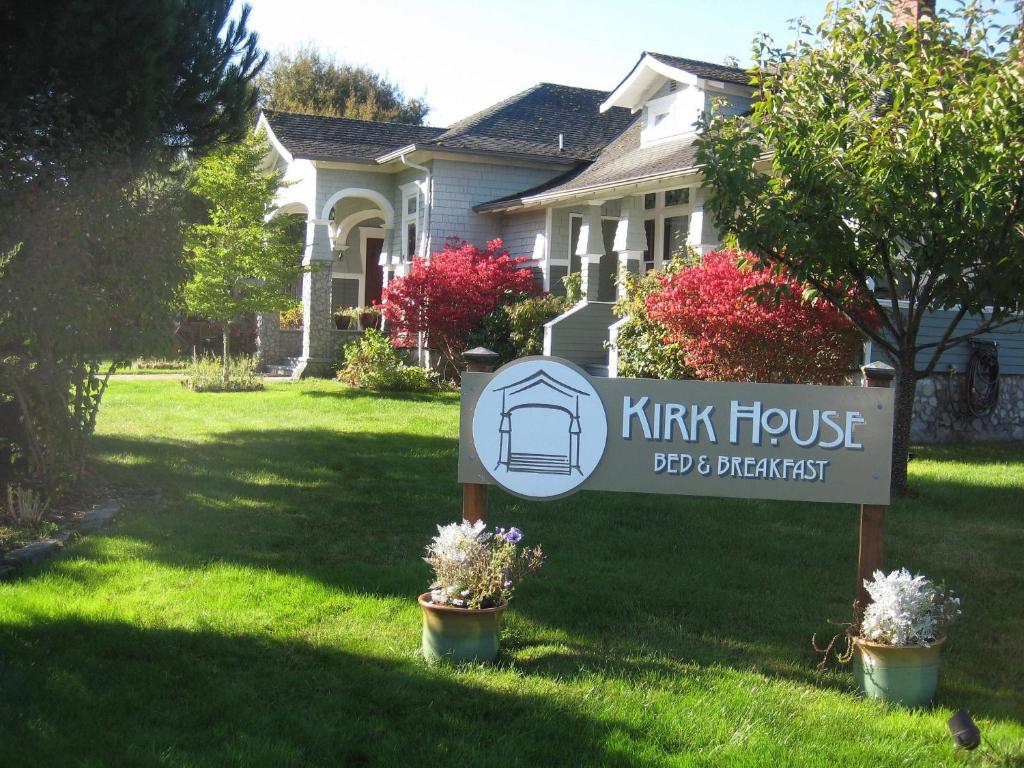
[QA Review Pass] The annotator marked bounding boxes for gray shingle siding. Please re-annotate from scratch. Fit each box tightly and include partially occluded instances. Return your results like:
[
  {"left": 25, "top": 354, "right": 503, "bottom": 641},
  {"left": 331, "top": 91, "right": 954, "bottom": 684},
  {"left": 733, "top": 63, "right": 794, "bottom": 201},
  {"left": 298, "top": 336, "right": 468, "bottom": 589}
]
[
  {"left": 500, "top": 209, "right": 546, "bottom": 262},
  {"left": 428, "top": 159, "right": 561, "bottom": 249},
  {"left": 869, "top": 309, "right": 1024, "bottom": 374}
]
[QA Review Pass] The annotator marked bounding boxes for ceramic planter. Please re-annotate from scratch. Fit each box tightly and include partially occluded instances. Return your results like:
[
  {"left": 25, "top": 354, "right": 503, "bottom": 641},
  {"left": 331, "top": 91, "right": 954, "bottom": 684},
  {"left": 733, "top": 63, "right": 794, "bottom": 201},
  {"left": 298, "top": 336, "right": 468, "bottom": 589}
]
[
  {"left": 418, "top": 592, "right": 506, "bottom": 664},
  {"left": 853, "top": 634, "right": 946, "bottom": 707},
  {"left": 359, "top": 312, "right": 380, "bottom": 330},
  {"left": 333, "top": 314, "right": 351, "bottom": 330}
]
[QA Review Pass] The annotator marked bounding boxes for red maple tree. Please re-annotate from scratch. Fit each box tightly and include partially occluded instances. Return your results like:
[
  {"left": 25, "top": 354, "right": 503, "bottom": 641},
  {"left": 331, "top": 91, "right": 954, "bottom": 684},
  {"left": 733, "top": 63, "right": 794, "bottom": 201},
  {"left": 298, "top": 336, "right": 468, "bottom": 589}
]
[
  {"left": 646, "top": 250, "right": 874, "bottom": 384},
  {"left": 382, "top": 237, "right": 538, "bottom": 371}
]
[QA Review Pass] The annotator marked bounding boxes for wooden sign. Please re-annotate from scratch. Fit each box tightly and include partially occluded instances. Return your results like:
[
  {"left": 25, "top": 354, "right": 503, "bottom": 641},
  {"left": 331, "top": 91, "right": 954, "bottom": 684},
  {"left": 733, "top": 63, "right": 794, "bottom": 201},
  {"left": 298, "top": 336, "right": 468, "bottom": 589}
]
[{"left": 458, "top": 357, "right": 894, "bottom": 506}]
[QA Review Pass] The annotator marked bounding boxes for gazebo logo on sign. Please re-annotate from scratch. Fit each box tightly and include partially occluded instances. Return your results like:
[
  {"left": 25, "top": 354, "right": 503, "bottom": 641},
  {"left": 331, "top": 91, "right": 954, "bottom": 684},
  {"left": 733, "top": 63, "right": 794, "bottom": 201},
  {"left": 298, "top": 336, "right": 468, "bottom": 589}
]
[{"left": 472, "top": 359, "right": 609, "bottom": 498}]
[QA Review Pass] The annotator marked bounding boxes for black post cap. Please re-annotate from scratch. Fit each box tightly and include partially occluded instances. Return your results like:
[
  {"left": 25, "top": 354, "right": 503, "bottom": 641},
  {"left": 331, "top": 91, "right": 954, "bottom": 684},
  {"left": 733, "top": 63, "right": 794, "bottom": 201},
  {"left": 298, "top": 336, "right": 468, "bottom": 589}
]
[{"left": 463, "top": 347, "right": 500, "bottom": 373}]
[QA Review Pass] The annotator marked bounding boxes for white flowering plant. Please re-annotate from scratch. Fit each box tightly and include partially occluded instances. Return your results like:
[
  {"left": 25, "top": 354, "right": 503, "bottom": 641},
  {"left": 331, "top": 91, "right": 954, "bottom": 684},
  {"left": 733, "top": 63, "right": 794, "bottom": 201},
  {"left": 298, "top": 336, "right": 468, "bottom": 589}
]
[
  {"left": 860, "top": 568, "right": 961, "bottom": 647},
  {"left": 424, "top": 520, "right": 544, "bottom": 609}
]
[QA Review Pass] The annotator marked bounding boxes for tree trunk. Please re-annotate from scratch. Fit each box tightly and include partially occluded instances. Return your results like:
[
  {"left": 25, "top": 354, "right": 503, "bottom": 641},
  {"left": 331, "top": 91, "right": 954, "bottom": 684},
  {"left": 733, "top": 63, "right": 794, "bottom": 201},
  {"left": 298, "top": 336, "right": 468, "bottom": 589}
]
[
  {"left": 889, "top": 356, "right": 918, "bottom": 497},
  {"left": 221, "top": 322, "right": 230, "bottom": 386}
]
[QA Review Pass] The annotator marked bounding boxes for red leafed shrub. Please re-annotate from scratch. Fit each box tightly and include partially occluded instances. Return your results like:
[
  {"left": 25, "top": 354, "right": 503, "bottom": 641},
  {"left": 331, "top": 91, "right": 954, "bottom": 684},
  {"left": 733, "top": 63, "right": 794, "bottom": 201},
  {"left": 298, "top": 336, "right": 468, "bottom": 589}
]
[
  {"left": 382, "top": 237, "right": 538, "bottom": 370},
  {"left": 645, "top": 250, "right": 874, "bottom": 384}
]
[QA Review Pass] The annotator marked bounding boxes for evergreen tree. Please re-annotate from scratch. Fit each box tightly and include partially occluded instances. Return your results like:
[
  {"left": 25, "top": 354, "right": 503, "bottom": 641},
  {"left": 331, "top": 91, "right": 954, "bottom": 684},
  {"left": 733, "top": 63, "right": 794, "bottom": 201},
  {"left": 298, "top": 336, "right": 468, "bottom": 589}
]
[{"left": 0, "top": 1, "right": 265, "bottom": 492}]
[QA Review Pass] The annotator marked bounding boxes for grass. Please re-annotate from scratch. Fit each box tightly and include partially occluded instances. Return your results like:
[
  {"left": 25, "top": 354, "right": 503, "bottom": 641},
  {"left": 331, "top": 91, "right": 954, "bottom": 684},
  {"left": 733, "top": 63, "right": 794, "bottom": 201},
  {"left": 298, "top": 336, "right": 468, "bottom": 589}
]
[{"left": 0, "top": 378, "right": 1021, "bottom": 767}]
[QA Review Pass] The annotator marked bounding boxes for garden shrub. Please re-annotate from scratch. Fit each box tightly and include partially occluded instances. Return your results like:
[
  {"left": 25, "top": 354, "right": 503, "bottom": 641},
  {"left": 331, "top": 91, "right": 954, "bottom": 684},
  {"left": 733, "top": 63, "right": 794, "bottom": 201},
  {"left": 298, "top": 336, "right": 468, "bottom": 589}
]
[
  {"left": 611, "top": 262, "right": 693, "bottom": 380},
  {"left": 337, "top": 329, "right": 438, "bottom": 392},
  {"left": 382, "top": 237, "right": 538, "bottom": 374},
  {"left": 469, "top": 292, "right": 571, "bottom": 365},
  {"left": 182, "top": 354, "right": 264, "bottom": 392},
  {"left": 279, "top": 304, "right": 303, "bottom": 329},
  {"left": 646, "top": 250, "right": 868, "bottom": 384}
]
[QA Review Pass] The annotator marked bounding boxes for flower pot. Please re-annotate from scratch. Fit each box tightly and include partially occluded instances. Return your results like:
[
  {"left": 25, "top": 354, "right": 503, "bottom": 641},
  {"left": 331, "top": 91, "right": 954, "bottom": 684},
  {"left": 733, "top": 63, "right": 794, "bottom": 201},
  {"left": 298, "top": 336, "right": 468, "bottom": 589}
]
[
  {"left": 853, "top": 634, "right": 946, "bottom": 707},
  {"left": 359, "top": 312, "right": 379, "bottom": 330},
  {"left": 418, "top": 592, "right": 506, "bottom": 664},
  {"left": 333, "top": 315, "right": 351, "bottom": 330}
]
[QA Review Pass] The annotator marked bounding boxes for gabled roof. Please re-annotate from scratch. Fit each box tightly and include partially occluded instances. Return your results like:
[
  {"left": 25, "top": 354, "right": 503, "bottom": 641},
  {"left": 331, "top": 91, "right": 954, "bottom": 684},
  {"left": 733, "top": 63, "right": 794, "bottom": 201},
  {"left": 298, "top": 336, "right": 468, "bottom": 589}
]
[
  {"left": 261, "top": 84, "right": 634, "bottom": 166},
  {"left": 261, "top": 110, "right": 445, "bottom": 163},
  {"left": 644, "top": 53, "right": 751, "bottom": 86},
  {"left": 422, "top": 83, "right": 634, "bottom": 162},
  {"left": 601, "top": 52, "right": 751, "bottom": 113},
  {"left": 474, "top": 117, "right": 702, "bottom": 212}
]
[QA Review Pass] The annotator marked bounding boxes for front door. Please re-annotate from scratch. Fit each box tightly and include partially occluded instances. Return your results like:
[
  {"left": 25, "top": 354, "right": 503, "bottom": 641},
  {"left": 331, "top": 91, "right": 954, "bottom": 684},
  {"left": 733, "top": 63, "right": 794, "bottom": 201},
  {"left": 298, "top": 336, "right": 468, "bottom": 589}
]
[{"left": 363, "top": 237, "right": 384, "bottom": 305}]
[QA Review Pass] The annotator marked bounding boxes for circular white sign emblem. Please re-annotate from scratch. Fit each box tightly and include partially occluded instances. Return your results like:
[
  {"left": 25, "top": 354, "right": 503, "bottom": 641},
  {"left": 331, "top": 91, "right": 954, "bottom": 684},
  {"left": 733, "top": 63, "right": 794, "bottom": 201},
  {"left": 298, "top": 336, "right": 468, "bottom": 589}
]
[{"left": 471, "top": 358, "right": 608, "bottom": 499}]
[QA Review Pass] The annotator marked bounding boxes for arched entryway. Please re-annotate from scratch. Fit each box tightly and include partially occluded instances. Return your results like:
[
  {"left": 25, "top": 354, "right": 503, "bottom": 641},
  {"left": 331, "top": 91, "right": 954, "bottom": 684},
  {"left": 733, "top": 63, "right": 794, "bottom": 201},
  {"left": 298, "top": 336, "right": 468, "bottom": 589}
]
[{"left": 322, "top": 189, "right": 395, "bottom": 312}]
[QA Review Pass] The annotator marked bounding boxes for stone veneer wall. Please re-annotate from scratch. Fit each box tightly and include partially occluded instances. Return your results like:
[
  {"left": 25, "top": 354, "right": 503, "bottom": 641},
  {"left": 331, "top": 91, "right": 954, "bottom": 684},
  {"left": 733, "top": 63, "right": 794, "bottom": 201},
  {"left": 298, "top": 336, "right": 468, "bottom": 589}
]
[
  {"left": 255, "top": 315, "right": 303, "bottom": 366},
  {"left": 911, "top": 373, "right": 1024, "bottom": 442}
]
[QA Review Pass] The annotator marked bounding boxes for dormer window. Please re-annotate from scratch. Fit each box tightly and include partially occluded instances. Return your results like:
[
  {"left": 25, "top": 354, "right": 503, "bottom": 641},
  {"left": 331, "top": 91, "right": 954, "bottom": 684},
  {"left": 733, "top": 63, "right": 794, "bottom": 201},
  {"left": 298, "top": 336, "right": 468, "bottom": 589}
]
[{"left": 639, "top": 87, "right": 703, "bottom": 147}]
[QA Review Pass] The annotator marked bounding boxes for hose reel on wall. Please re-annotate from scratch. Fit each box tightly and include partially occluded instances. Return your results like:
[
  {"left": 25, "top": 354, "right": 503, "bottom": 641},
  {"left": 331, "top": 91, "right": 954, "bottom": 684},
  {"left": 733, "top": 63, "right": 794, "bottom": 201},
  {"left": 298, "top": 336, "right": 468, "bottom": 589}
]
[{"left": 947, "top": 340, "right": 1000, "bottom": 418}]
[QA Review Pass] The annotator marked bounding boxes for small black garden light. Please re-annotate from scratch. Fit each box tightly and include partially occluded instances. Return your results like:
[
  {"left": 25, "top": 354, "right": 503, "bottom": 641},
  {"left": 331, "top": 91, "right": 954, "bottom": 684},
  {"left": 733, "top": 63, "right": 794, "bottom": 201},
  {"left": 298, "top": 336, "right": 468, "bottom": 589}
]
[{"left": 947, "top": 709, "right": 981, "bottom": 751}]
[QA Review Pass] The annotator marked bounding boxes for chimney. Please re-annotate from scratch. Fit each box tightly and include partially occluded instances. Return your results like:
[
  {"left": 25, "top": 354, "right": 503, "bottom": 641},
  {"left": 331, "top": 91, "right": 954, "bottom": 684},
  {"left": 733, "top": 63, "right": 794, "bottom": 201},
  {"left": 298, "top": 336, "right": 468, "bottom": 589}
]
[{"left": 891, "top": 0, "right": 935, "bottom": 27}]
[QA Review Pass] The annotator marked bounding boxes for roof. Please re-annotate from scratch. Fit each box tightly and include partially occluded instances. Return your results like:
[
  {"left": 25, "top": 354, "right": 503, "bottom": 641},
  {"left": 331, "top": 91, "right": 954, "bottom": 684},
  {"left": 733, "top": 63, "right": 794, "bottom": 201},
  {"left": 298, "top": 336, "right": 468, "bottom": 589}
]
[
  {"left": 643, "top": 52, "right": 751, "bottom": 86},
  {"left": 261, "top": 110, "right": 445, "bottom": 162},
  {"left": 601, "top": 52, "right": 753, "bottom": 113},
  {"left": 262, "top": 84, "right": 633, "bottom": 165},
  {"left": 423, "top": 83, "right": 634, "bottom": 162},
  {"left": 475, "top": 118, "right": 702, "bottom": 211}
]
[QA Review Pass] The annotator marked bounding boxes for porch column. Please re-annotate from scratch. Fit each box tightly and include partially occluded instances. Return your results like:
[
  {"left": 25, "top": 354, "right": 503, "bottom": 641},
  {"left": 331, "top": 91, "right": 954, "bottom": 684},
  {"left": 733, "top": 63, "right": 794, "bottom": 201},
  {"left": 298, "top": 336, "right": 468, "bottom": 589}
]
[
  {"left": 613, "top": 197, "right": 647, "bottom": 299},
  {"left": 297, "top": 217, "right": 334, "bottom": 377},
  {"left": 687, "top": 190, "right": 709, "bottom": 256},
  {"left": 379, "top": 224, "right": 395, "bottom": 289},
  {"left": 576, "top": 202, "right": 605, "bottom": 300}
]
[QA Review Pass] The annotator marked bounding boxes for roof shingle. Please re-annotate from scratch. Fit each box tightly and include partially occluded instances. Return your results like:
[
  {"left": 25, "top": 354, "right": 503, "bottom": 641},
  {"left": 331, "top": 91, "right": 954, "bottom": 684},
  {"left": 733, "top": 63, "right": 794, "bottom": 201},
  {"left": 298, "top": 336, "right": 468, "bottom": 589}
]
[
  {"left": 424, "top": 83, "right": 634, "bottom": 161},
  {"left": 644, "top": 52, "right": 751, "bottom": 86},
  {"left": 262, "top": 110, "right": 445, "bottom": 162}
]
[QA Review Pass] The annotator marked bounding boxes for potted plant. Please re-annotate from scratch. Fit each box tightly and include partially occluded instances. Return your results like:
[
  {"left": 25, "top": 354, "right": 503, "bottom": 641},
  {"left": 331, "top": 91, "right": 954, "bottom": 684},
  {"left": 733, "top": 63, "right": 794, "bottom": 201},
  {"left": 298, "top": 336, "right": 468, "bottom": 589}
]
[
  {"left": 332, "top": 307, "right": 352, "bottom": 330},
  {"left": 419, "top": 519, "right": 543, "bottom": 664},
  {"left": 850, "top": 568, "right": 961, "bottom": 707},
  {"left": 357, "top": 305, "right": 381, "bottom": 330}
]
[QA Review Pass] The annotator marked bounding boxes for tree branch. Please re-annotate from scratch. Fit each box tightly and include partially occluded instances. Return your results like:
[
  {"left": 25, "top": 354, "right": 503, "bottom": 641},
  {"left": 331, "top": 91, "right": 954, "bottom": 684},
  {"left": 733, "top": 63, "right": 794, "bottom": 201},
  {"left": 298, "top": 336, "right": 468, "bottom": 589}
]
[{"left": 752, "top": 238, "right": 898, "bottom": 355}]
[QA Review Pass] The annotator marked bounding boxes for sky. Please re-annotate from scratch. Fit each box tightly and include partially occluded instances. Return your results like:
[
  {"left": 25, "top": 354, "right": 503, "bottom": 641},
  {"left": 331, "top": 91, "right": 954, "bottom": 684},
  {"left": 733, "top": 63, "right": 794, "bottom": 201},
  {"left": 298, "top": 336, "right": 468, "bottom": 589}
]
[{"left": 243, "top": 0, "right": 1018, "bottom": 127}]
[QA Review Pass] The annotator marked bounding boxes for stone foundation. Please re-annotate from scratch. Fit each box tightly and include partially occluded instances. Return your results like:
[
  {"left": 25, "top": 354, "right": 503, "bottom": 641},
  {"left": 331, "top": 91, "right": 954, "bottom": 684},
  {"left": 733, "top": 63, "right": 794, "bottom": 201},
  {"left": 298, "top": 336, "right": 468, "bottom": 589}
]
[
  {"left": 255, "top": 315, "right": 302, "bottom": 367},
  {"left": 911, "top": 373, "right": 1024, "bottom": 443}
]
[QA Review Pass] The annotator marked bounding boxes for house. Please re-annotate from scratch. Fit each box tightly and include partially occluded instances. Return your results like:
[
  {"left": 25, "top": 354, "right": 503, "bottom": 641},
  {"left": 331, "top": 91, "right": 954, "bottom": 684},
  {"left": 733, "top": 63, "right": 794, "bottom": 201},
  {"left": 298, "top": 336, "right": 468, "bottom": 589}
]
[
  {"left": 256, "top": 53, "right": 749, "bottom": 372},
  {"left": 258, "top": 47, "right": 1024, "bottom": 443}
]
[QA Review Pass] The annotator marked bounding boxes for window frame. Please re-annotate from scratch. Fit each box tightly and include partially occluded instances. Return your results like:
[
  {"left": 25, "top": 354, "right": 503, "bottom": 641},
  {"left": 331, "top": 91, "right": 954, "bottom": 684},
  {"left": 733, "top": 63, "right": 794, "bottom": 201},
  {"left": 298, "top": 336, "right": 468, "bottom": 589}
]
[
  {"left": 401, "top": 184, "right": 420, "bottom": 260},
  {"left": 640, "top": 187, "right": 696, "bottom": 271}
]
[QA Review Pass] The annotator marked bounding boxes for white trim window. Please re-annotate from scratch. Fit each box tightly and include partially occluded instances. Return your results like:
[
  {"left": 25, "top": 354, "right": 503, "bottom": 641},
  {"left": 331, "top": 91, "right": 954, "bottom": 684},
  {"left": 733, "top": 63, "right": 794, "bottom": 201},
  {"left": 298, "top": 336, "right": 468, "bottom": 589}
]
[
  {"left": 401, "top": 185, "right": 419, "bottom": 260},
  {"left": 640, "top": 187, "right": 694, "bottom": 271}
]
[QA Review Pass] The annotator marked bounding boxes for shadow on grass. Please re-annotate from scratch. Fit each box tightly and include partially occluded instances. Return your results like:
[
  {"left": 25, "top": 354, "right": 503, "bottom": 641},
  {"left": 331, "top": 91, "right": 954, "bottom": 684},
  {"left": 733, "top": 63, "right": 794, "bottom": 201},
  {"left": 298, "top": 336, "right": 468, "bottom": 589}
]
[
  {"left": 71, "top": 428, "right": 1024, "bottom": 726},
  {"left": 0, "top": 618, "right": 637, "bottom": 767},
  {"left": 301, "top": 386, "right": 459, "bottom": 404}
]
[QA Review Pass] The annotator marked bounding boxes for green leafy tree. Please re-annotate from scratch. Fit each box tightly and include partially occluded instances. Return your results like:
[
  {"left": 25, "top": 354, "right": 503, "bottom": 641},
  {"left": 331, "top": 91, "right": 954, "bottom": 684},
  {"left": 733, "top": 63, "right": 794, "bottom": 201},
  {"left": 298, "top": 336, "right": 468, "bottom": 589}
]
[
  {"left": 185, "top": 131, "right": 309, "bottom": 383},
  {"left": 259, "top": 46, "right": 429, "bottom": 124},
  {"left": 696, "top": 0, "right": 1024, "bottom": 495},
  {"left": 0, "top": 1, "right": 264, "bottom": 493}
]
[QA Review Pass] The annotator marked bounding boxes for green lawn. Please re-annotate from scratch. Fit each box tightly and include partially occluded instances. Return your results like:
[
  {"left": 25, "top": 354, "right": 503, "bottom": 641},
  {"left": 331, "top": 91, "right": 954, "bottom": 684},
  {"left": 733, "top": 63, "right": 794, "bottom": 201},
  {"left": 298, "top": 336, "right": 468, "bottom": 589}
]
[{"left": 1, "top": 379, "right": 1022, "bottom": 767}]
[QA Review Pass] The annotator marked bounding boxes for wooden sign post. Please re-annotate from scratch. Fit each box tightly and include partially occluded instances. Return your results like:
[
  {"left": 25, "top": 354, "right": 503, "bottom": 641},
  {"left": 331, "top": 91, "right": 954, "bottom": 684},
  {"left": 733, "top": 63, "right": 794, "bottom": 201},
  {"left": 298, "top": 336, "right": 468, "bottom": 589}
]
[
  {"left": 461, "top": 348, "right": 501, "bottom": 524},
  {"left": 854, "top": 361, "right": 896, "bottom": 628}
]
